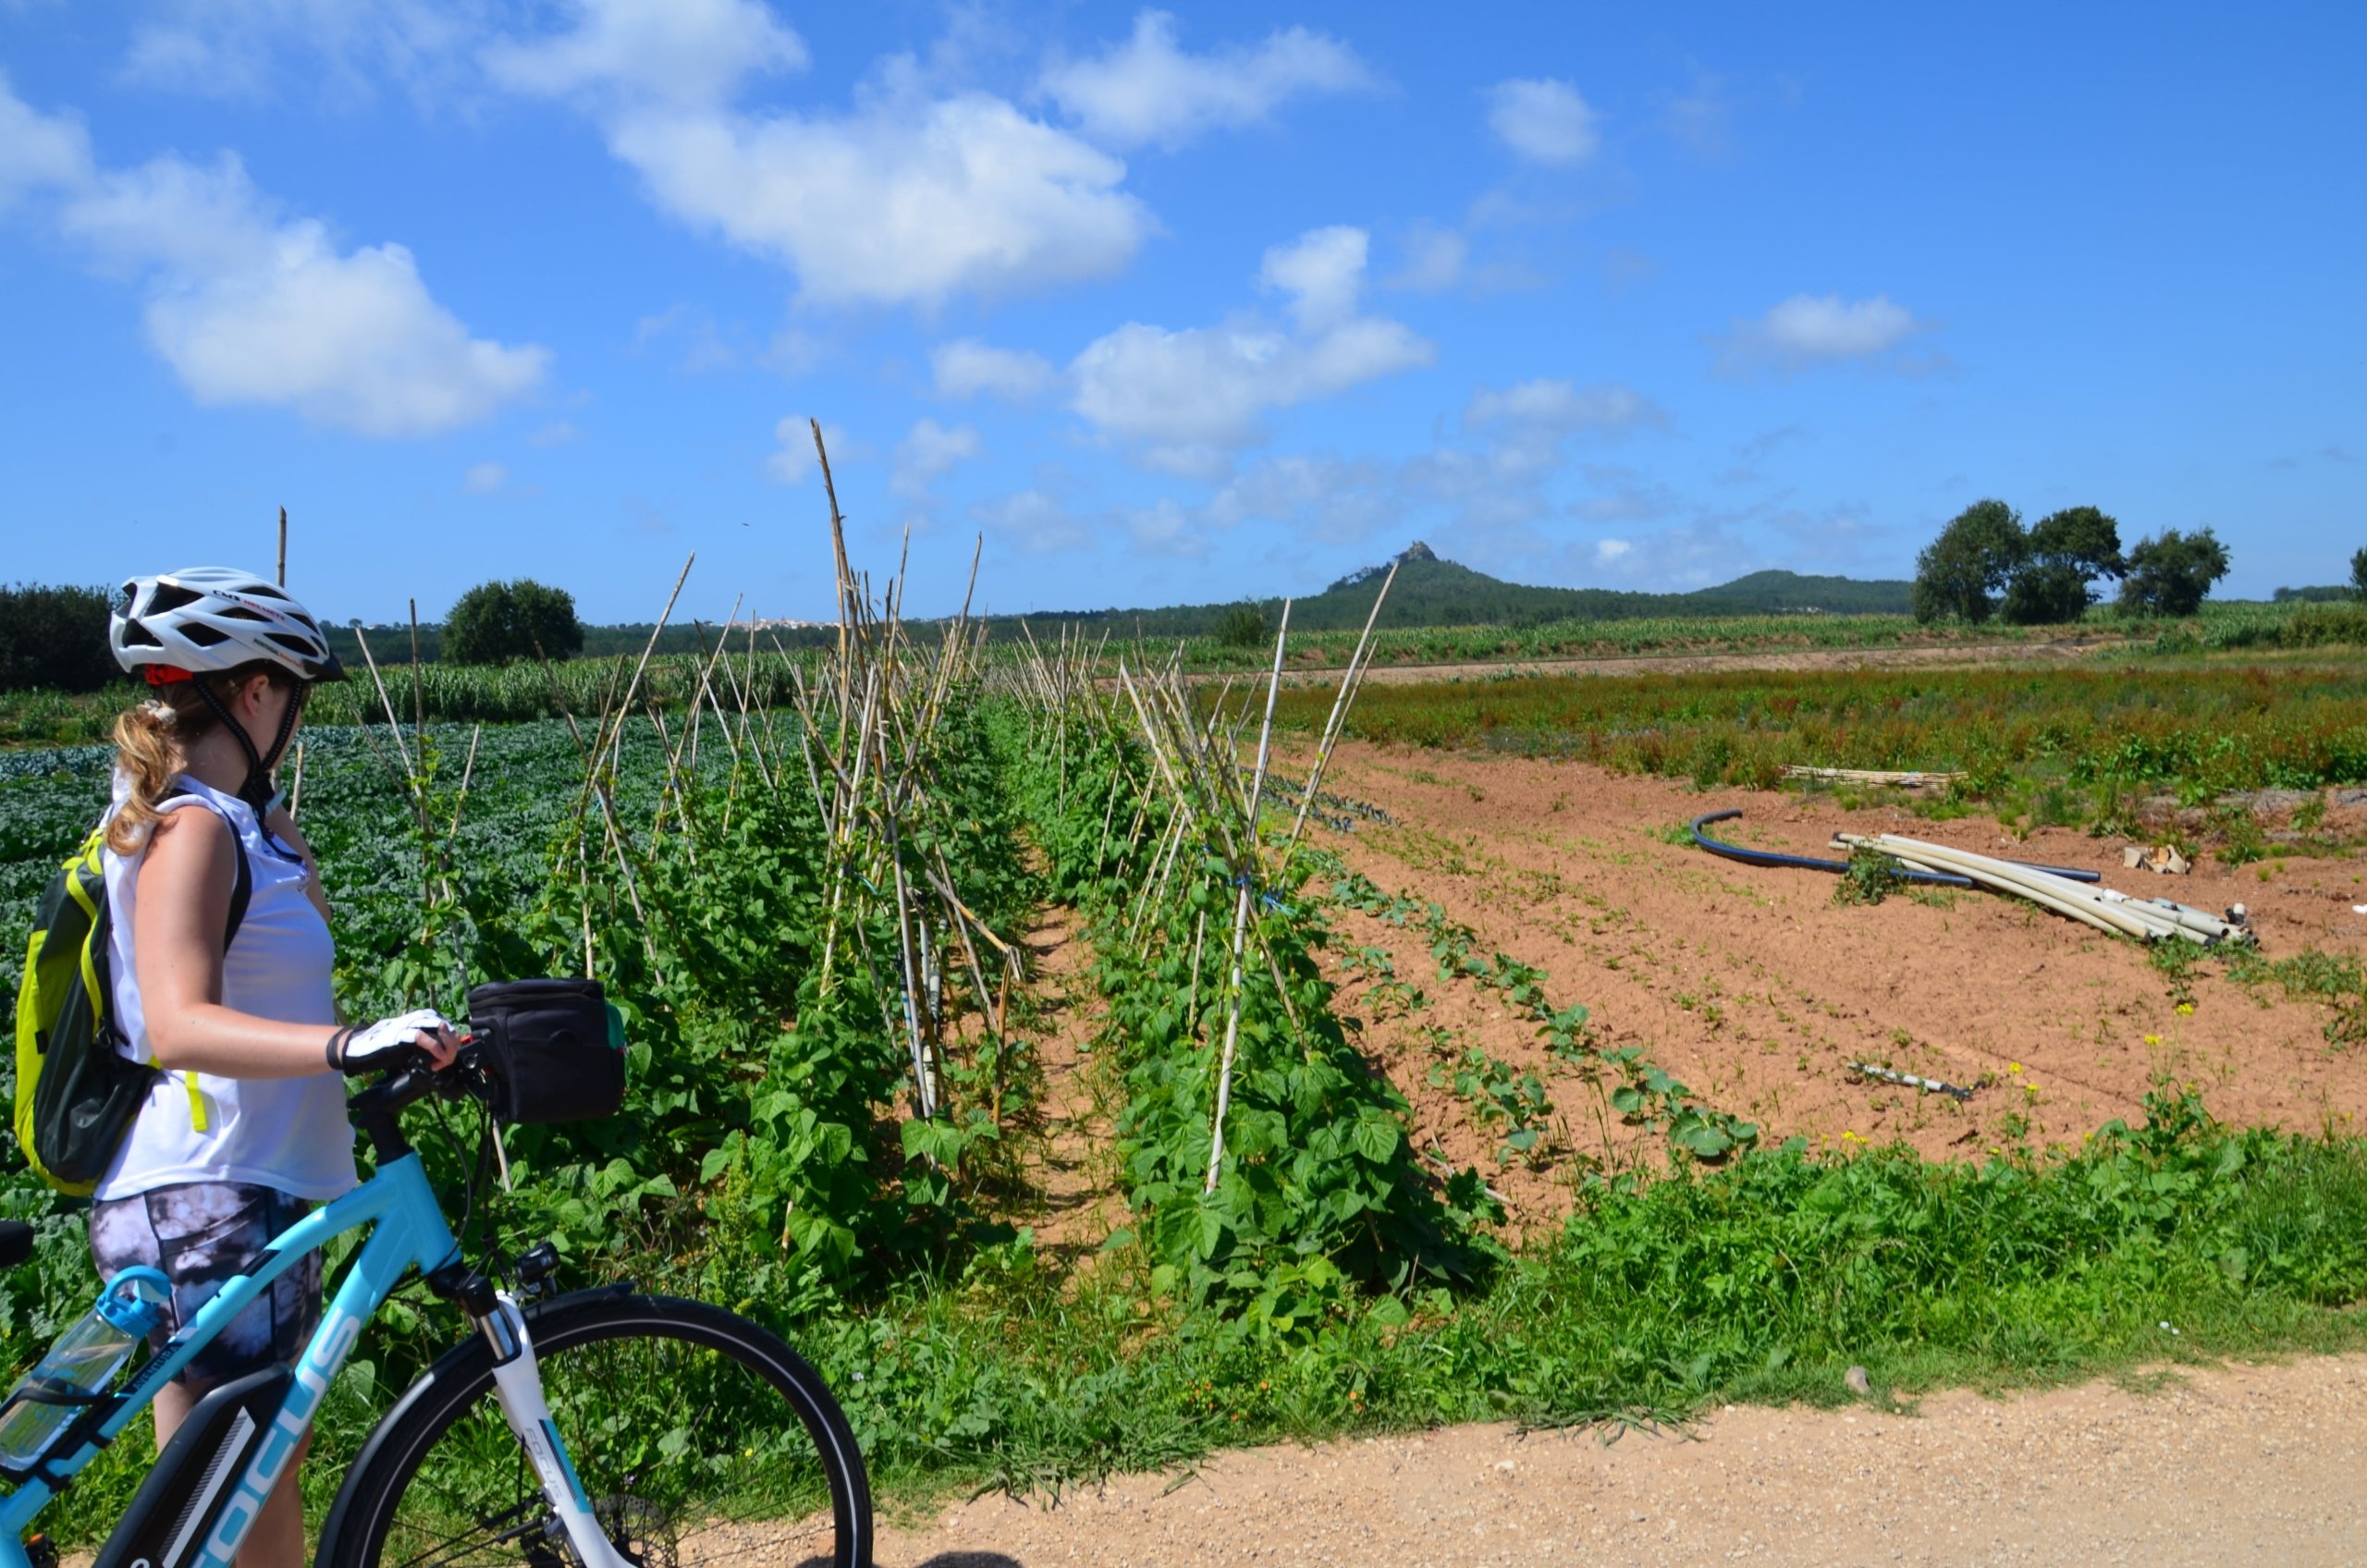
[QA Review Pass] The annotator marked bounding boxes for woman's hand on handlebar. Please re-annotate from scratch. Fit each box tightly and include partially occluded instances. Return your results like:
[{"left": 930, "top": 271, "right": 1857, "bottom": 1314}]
[{"left": 328, "top": 1009, "right": 462, "bottom": 1075}]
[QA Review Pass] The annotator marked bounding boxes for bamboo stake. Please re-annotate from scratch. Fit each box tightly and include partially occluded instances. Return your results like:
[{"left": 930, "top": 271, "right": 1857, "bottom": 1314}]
[
  {"left": 1207, "top": 599, "right": 1291, "bottom": 1194},
  {"left": 1282, "top": 562, "right": 1396, "bottom": 863}
]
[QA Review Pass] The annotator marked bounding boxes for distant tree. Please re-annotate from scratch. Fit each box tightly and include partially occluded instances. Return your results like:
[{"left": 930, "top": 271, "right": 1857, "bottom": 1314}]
[
  {"left": 1999, "top": 505, "right": 2125, "bottom": 624},
  {"left": 2028, "top": 507, "right": 2124, "bottom": 582},
  {"left": 2351, "top": 547, "right": 2367, "bottom": 600},
  {"left": 1911, "top": 499, "right": 2026, "bottom": 623},
  {"left": 2117, "top": 528, "right": 2232, "bottom": 618},
  {"left": 2000, "top": 562, "right": 2093, "bottom": 625},
  {"left": 442, "top": 579, "right": 584, "bottom": 666},
  {"left": 1212, "top": 601, "right": 1269, "bottom": 649},
  {"left": 0, "top": 582, "right": 118, "bottom": 692}
]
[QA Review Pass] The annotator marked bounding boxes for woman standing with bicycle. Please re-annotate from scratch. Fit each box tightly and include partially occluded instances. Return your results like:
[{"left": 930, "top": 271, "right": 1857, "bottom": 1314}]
[{"left": 87, "top": 569, "right": 457, "bottom": 1568}]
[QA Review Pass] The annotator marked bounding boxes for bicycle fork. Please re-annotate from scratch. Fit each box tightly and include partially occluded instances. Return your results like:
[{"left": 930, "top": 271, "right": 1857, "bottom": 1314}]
[{"left": 472, "top": 1293, "right": 634, "bottom": 1568}]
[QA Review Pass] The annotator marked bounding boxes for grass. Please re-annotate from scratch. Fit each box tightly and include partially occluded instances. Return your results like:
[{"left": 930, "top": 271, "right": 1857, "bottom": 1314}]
[{"left": 27, "top": 1094, "right": 2363, "bottom": 1542}]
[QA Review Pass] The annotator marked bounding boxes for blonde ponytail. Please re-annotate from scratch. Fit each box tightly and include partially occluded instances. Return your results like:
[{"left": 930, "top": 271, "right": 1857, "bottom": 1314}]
[{"left": 106, "top": 701, "right": 195, "bottom": 854}]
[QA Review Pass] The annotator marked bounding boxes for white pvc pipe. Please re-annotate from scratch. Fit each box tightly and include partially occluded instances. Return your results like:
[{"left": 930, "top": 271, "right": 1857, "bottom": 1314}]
[
  {"left": 1850, "top": 835, "right": 2188, "bottom": 942},
  {"left": 1883, "top": 838, "right": 2214, "bottom": 945}
]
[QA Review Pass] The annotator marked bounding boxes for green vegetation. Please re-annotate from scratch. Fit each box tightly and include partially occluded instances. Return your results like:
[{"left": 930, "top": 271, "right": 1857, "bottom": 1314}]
[
  {"left": 1285, "top": 661, "right": 2367, "bottom": 805},
  {"left": 1912, "top": 499, "right": 2128, "bottom": 626},
  {"left": 2121, "top": 527, "right": 2234, "bottom": 618},
  {"left": 6, "top": 577, "right": 2367, "bottom": 1532},
  {"left": 0, "top": 583, "right": 117, "bottom": 694},
  {"left": 439, "top": 577, "right": 585, "bottom": 666},
  {"left": 1018, "top": 551, "right": 1913, "bottom": 639}
]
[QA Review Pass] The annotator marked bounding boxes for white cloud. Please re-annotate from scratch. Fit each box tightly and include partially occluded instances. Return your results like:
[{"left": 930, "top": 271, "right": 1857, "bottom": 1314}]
[
  {"left": 932, "top": 338, "right": 1059, "bottom": 401},
  {"left": 1389, "top": 222, "right": 1466, "bottom": 293},
  {"left": 1717, "top": 293, "right": 1922, "bottom": 373},
  {"left": 766, "top": 418, "right": 809, "bottom": 484},
  {"left": 1486, "top": 78, "right": 1599, "bottom": 165},
  {"left": 1040, "top": 9, "right": 1376, "bottom": 151},
  {"left": 891, "top": 418, "right": 982, "bottom": 498},
  {"left": 606, "top": 92, "right": 1149, "bottom": 308},
  {"left": 462, "top": 459, "right": 507, "bottom": 494},
  {"left": 1595, "top": 538, "right": 1633, "bottom": 563},
  {"left": 481, "top": 0, "right": 804, "bottom": 110},
  {"left": 527, "top": 419, "right": 583, "bottom": 447},
  {"left": 1121, "top": 497, "right": 1206, "bottom": 557},
  {"left": 0, "top": 75, "right": 93, "bottom": 210},
  {"left": 973, "top": 488, "right": 1093, "bottom": 555},
  {"left": 1259, "top": 225, "right": 1366, "bottom": 330},
  {"left": 1464, "top": 379, "right": 1666, "bottom": 437},
  {"left": 489, "top": 8, "right": 1151, "bottom": 310},
  {"left": 120, "top": 0, "right": 486, "bottom": 104},
  {"left": 767, "top": 415, "right": 863, "bottom": 484},
  {"left": 55, "top": 152, "right": 546, "bottom": 435},
  {"left": 1069, "top": 224, "right": 1431, "bottom": 470}
]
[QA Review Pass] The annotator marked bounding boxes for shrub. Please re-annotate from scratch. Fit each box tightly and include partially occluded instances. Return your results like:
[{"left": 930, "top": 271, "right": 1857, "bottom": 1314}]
[
  {"left": 1213, "top": 602, "right": 1269, "bottom": 649},
  {"left": 2119, "top": 528, "right": 2232, "bottom": 618},
  {"left": 1911, "top": 501, "right": 2025, "bottom": 623},
  {"left": 442, "top": 579, "right": 584, "bottom": 667},
  {"left": 0, "top": 583, "right": 118, "bottom": 693}
]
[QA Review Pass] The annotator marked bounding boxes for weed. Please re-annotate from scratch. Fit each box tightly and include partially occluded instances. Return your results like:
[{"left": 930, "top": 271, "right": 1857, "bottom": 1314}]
[{"left": 1833, "top": 847, "right": 1903, "bottom": 907}]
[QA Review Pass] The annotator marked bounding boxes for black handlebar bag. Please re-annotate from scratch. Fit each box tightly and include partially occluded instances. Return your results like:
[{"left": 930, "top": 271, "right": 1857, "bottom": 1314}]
[{"left": 466, "top": 978, "right": 626, "bottom": 1125}]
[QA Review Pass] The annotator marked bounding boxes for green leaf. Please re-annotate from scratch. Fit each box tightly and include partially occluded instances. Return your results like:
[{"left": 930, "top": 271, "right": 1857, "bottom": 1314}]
[{"left": 1352, "top": 1114, "right": 1402, "bottom": 1164}]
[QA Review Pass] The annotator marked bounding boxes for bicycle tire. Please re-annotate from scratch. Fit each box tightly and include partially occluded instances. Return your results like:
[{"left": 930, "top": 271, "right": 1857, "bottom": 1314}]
[{"left": 318, "top": 1291, "right": 872, "bottom": 1568}]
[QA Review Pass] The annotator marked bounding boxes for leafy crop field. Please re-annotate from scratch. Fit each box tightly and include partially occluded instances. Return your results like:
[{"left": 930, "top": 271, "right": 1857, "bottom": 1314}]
[{"left": 5, "top": 595, "right": 2367, "bottom": 1537}]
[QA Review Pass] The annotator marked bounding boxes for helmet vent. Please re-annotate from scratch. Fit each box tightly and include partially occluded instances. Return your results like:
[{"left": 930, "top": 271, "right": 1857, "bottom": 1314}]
[
  {"left": 181, "top": 622, "right": 230, "bottom": 647},
  {"left": 148, "top": 583, "right": 204, "bottom": 615},
  {"left": 244, "top": 584, "right": 292, "bottom": 602},
  {"left": 120, "top": 619, "right": 164, "bottom": 649},
  {"left": 264, "top": 632, "right": 319, "bottom": 658},
  {"left": 217, "top": 606, "right": 270, "bottom": 622}
]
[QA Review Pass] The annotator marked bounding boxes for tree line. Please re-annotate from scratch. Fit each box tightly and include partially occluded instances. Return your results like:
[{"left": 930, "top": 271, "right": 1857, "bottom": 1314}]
[
  {"left": 1910, "top": 501, "right": 2234, "bottom": 624},
  {"left": 0, "top": 578, "right": 584, "bottom": 693}
]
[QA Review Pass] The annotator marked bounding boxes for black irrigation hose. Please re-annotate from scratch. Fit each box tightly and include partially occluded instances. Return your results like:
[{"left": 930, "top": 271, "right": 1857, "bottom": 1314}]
[{"left": 1686, "top": 810, "right": 2105, "bottom": 888}]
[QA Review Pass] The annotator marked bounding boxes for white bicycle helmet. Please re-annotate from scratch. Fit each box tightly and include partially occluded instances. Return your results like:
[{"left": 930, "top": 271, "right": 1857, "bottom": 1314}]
[
  {"left": 112, "top": 567, "right": 344, "bottom": 815},
  {"left": 111, "top": 567, "right": 346, "bottom": 687}
]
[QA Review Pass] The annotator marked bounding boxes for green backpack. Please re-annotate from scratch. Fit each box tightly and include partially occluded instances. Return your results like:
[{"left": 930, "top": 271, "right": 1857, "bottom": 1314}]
[{"left": 13, "top": 802, "right": 249, "bottom": 1195}]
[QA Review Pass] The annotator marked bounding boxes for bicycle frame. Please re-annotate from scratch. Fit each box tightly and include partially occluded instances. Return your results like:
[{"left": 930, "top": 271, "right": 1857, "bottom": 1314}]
[{"left": 0, "top": 1151, "right": 462, "bottom": 1568}]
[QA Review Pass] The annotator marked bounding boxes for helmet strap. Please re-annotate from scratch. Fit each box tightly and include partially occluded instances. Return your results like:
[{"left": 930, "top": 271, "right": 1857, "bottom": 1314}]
[{"left": 189, "top": 675, "right": 305, "bottom": 817}]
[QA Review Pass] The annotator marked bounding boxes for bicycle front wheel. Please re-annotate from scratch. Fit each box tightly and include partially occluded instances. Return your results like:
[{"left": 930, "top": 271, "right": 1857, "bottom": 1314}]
[{"left": 320, "top": 1292, "right": 872, "bottom": 1568}]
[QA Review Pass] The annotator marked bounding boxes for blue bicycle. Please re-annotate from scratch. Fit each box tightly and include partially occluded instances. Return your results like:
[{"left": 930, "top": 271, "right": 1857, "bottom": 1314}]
[{"left": 0, "top": 1004, "right": 873, "bottom": 1568}]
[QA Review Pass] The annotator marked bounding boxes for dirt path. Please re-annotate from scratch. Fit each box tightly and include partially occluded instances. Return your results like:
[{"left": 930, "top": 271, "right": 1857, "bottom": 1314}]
[
  {"left": 1010, "top": 902, "right": 1122, "bottom": 1264},
  {"left": 878, "top": 1353, "right": 2367, "bottom": 1565}
]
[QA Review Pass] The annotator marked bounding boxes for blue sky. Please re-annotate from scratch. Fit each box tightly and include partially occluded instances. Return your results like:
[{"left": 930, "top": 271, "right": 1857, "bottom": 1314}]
[{"left": 2, "top": 1, "right": 2361, "bottom": 624}]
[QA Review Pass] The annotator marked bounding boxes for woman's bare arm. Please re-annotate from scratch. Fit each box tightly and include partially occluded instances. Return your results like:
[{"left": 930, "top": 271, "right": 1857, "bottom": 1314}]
[{"left": 134, "top": 810, "right": 452, "bottom": 1077}]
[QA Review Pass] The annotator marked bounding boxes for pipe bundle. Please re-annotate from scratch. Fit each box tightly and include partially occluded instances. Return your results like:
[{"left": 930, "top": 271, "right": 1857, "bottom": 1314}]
[{"left": 1833, "top": 832, "right": 2252, "bottom": 946}]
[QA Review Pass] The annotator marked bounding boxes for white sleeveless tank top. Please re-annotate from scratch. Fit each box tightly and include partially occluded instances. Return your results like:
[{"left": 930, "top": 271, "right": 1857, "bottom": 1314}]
[{"left": 93, "top": 773, "right": 359, "bottom": 1202}]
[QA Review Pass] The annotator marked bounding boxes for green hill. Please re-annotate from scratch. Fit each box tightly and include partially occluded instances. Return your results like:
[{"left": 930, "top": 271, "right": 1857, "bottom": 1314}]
[
  {"left": 322, "top": 545, "right": 1911, "bottom": 667},
  {"left": 992, "top": 544, "right": 1910, "bottom": 637}
]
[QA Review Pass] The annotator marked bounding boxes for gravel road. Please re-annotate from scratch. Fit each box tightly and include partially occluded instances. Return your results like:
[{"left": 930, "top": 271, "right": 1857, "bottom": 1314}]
[{"left": 877, "top": 1354, "right": 2367, "bottom": 1566}]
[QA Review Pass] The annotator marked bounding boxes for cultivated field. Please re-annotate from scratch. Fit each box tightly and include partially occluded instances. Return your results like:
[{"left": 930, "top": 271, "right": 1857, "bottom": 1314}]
[{"left": 5, "top": 575, "right": 2367, "bottom": 1543}]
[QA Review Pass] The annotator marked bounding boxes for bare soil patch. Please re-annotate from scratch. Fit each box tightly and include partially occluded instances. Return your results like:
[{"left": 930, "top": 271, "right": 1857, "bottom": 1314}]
[
  {"left": 878, "top": 1352, "right": 2367, "bottom": 1565},
  {"left": 1301, "top": 742, "right": 2367, "bottom": 1229},
  {"left": 1274, "top": 632, "right": 2121, "bottom": 690}
]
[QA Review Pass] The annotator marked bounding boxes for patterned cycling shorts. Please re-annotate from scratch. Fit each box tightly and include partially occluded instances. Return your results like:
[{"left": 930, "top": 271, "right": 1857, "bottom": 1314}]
[{"left": 88, "top": 1182, "right": 322, "bottom": 1392}]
